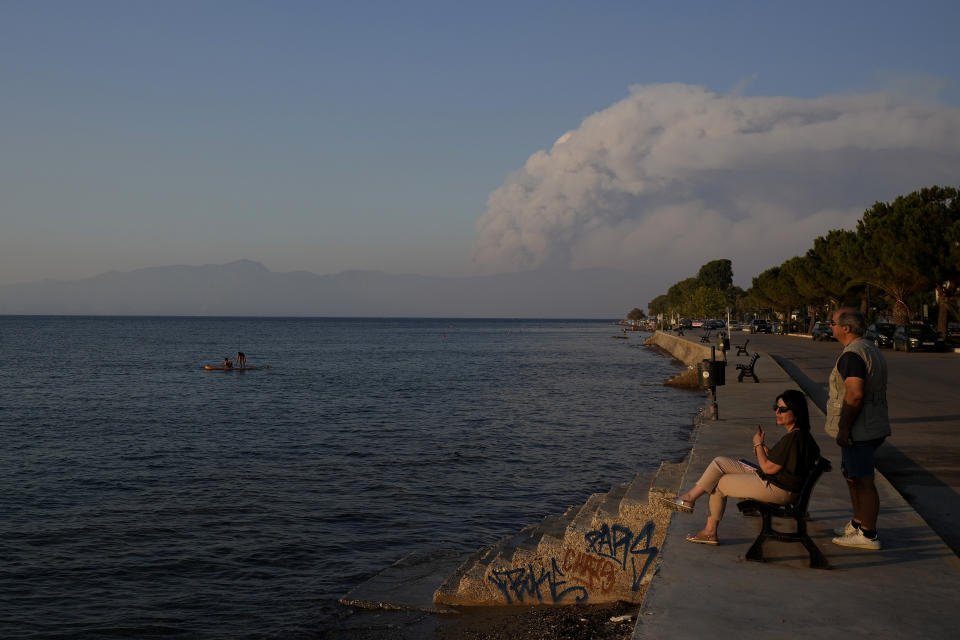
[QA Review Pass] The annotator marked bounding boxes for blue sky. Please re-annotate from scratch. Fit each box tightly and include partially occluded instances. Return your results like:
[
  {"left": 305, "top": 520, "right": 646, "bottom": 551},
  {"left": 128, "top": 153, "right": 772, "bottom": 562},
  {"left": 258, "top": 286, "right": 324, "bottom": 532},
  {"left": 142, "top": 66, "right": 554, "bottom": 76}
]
[{"left": 3, "top": 1, "right": 960, "bottom": 301}]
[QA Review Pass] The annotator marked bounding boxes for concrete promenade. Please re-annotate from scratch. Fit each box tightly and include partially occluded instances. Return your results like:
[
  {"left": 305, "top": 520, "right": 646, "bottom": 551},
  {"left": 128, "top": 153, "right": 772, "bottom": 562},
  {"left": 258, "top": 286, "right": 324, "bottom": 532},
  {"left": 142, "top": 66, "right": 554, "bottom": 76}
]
[{"left": 633, "top": 333, "right": 960, "bottom": 639}]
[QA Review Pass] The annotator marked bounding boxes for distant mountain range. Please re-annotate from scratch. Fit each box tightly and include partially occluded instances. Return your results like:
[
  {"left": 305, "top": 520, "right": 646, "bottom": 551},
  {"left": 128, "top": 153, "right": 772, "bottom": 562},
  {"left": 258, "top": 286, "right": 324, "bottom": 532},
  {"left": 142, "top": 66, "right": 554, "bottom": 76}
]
[{"left": 0, "top": 260, "right": 642, "bottom": 318}]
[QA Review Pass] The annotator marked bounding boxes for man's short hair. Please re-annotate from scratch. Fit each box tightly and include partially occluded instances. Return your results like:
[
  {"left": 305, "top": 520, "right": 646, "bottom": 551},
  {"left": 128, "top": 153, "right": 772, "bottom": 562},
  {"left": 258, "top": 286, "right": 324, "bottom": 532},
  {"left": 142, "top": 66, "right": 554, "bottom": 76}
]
[{"left": 834, "top": 308, "right": 866, "bottom": 336}]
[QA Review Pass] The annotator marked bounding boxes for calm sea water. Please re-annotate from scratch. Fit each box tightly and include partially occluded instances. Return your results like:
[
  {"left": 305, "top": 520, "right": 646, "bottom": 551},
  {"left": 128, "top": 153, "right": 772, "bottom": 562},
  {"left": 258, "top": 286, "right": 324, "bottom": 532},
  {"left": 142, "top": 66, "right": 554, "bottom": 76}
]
[{"left": 0, "top": 317, "right": 702, "bottom": 638}]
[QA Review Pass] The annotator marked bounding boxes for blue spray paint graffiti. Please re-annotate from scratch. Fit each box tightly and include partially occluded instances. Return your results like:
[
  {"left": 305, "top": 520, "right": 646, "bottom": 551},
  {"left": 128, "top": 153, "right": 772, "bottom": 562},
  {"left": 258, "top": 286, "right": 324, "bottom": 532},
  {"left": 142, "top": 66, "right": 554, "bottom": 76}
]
[
  {"left": 486, "top": 519, "right": 658, "bottom": 603},
  {"left": 584, "top": 520, "right": 658, "bottom": 591},
  {"left": 488, "top": 558, "right": 589, "bottom": 605}
]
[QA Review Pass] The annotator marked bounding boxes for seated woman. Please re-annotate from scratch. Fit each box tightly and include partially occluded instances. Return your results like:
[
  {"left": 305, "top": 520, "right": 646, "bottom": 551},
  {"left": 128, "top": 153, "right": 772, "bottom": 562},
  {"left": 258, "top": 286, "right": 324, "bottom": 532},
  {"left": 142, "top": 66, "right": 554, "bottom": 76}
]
[{"left": 658, "top": 389, "right": 820, "bottom": 545}]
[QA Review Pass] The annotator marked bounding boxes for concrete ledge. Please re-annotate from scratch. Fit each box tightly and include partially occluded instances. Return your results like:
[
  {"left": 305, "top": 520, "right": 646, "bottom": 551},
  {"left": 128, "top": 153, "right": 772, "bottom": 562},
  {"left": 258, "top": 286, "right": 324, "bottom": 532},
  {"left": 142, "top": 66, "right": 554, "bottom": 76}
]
[{"left": 645, "top": 331, "right": 719, "bottom": 366}]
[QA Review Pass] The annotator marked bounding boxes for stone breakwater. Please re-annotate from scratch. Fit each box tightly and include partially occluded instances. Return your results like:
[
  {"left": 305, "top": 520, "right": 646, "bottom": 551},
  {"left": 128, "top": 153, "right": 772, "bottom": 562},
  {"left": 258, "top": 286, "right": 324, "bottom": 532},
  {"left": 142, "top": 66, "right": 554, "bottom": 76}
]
[{"left": 646, "top": 331, "right": 722, "bottom": 389}]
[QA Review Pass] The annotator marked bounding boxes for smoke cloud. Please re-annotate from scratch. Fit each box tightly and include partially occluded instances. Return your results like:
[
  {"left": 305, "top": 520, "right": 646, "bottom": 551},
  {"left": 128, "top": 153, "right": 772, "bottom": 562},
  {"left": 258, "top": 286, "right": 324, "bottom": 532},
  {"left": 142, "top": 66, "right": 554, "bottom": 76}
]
[{"left": 471, "top": 83, "right": 960, "bottom": 286}]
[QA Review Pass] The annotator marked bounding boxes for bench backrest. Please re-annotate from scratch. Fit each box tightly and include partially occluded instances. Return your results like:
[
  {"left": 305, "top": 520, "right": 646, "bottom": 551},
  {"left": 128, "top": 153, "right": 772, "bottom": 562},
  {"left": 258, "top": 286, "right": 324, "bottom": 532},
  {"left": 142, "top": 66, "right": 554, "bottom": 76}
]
[
  {"left": 738, "top": 353, "right": 760, "bottom": 369},
  {"left": 795, "top": 456, "right": 831, "bottom": 511}
]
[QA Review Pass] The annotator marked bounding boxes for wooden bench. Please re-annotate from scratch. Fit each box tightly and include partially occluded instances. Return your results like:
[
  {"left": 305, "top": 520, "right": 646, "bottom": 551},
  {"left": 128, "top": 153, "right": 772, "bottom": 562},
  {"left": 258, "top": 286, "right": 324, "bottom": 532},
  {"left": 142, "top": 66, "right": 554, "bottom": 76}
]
[
  {"left": 736, "top": 353, "right": 760, "bottom": 382},
  {"left": 735, "top": 339, "right": 750, "bottom": 356},
  {"left": 699, "top": 330, "right": 713, "bottom": 343},
  {"left": 737, "top": 456, "right": 832, "bottom": 569}
]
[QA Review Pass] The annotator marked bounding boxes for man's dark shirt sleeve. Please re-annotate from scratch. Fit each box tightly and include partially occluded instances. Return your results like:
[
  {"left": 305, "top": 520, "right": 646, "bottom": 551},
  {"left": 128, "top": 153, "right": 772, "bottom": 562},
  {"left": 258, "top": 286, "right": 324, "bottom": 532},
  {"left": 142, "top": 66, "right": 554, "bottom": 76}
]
[{"left": 837, "top": 351, "right": 867, "bottom": 379}]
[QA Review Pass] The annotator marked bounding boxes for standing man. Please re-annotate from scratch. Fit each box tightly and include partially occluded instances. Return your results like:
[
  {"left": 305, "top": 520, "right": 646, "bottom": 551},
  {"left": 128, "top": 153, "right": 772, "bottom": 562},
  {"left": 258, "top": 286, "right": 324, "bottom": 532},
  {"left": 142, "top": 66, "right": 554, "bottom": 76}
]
[{"left": 826, "top": 308, "right": 890, "bottom": 550}]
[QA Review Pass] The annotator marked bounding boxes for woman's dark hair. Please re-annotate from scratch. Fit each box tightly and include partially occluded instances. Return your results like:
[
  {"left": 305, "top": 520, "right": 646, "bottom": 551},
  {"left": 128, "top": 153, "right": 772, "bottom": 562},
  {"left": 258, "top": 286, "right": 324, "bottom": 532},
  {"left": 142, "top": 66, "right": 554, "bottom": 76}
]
[{"left": 775, "top": 389, "right": 811, "bottom": 431}]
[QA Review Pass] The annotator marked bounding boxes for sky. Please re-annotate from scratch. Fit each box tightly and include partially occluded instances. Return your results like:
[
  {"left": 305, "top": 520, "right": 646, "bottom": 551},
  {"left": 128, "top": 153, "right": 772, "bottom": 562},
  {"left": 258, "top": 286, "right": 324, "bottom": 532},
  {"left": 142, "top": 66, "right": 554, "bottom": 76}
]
[{"left": 3, "top": 0, "right": 960, "bottom": 307}]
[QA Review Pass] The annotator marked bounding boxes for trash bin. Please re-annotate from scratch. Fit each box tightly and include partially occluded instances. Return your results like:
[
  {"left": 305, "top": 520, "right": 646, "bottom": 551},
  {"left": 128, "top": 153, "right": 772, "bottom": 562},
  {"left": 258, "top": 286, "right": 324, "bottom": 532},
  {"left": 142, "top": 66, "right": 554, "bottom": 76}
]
[{"left": 697, "top": 359, "right": 726, "bottom": 388}]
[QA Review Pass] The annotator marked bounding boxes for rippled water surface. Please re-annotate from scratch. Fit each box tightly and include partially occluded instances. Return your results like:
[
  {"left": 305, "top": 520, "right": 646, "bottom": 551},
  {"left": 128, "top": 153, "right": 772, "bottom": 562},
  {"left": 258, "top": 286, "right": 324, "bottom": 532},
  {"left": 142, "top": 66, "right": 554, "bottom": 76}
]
[{"left": 0, "top": 317, "right": 701, "bottom": 638}]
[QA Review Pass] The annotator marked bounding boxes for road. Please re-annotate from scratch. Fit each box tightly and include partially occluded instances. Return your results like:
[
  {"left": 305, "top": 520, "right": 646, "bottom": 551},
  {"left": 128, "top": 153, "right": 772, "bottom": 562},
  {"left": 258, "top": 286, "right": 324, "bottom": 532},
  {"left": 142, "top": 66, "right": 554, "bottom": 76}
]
[{"left": 719, "top": 330, "right": 960, "bottom": 555}]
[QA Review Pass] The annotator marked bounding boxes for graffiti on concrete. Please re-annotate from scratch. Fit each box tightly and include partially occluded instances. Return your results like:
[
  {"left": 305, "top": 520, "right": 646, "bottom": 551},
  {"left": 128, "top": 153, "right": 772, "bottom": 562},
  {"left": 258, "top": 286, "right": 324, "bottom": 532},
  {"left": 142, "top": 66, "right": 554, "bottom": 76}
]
[
  {"left": 584, "top": 520, "right": 658, "bottom": 591},
  {"left": 487, "top": 558, "right": 589, "bottom": 605},
  {"left": 560, "top": 548, "right": 616, "bottom": 592},
  {"left": 486, "top": 519, "right": 658, "bottom": 604}
]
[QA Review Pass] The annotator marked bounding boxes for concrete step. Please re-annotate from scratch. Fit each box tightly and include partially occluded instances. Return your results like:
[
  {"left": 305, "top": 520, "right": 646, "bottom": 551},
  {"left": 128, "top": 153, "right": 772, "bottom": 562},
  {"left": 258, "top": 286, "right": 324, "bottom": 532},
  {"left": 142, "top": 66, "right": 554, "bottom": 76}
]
[
  {"left": 527, "top": 506, "right": 578, "bottom": 548},
  {"left": 622, "top": 471, "right": 654, "bottom": 507},
  {"left": 648, "top": 459, "right": 689, "bottom": 501},
  {"left": 490, "top": 529, "right": 541, "bottom": 566},
  {"left": 435, "top": 504, "right": 577, "bottom": 605},
  {"left": 565, "top": 492, "right": 606, "bottom": 538},
  {"left": 617, "top": 471, "right": 656, "bottom": 521},
  {"left": 596, "top": 481, "right": 630, "bottom": 520},
  {"left": 434, "top": 470, "right": 675, "bottom": 607}
]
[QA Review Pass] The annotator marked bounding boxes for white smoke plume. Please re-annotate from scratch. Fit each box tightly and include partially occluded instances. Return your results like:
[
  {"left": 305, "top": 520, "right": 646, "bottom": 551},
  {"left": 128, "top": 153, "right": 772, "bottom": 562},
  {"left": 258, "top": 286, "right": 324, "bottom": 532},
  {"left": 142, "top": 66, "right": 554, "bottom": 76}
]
[{"left": 471, "top": 83, "right": 960, "bottom": 286}]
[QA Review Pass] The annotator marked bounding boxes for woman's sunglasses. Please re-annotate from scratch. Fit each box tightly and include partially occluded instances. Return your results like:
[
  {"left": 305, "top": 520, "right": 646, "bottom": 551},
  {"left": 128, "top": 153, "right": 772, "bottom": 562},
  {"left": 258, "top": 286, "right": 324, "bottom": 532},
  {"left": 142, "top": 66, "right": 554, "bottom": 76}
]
[{"left": 774, "top": 405, "right": 791, "bottom": 413}]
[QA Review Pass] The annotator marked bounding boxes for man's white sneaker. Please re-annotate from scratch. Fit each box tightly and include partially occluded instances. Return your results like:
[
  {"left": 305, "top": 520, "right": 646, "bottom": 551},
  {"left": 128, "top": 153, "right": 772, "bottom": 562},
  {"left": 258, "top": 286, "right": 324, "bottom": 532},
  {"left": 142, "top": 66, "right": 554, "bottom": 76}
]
[
  {"left": 832, "top": 529, "right": 881, "bottom": 550},
  {"left": 832, "top": 521, "right": 858, "bottom": 537}
]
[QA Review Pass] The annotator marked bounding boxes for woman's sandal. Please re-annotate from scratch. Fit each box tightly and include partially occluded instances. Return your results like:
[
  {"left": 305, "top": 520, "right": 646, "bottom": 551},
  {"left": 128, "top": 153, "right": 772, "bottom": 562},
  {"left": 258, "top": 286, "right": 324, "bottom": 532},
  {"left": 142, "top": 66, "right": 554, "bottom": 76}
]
[
  {"left": 657, "top": 495, "right": 694, "bottom": 513},
  {"left": 685, "top": 532, "right": 719, "bottom": 546}
]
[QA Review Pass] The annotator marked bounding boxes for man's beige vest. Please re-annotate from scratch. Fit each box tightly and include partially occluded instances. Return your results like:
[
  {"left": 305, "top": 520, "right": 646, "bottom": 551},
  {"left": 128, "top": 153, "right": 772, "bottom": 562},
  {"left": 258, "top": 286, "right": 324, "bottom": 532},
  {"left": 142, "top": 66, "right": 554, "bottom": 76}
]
[{"left": 825, "top": 337, "right": 890, "bottom": 441}]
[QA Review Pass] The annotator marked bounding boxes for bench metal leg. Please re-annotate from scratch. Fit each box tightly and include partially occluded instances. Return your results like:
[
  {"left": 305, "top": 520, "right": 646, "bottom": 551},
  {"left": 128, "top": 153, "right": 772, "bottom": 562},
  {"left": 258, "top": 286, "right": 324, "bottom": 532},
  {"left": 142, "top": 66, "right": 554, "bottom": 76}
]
[
  {"left": 795, "top": 518, "right": 829, "bottom": 569},
  {"left": 745, "top": 513, "right": 830, "bottom": 569},
  {"left": 802, "top": 536, "right": 829, "bottom": 569},
  {"left": 745, "top": 511, "right": 772, "bottom": 562}
]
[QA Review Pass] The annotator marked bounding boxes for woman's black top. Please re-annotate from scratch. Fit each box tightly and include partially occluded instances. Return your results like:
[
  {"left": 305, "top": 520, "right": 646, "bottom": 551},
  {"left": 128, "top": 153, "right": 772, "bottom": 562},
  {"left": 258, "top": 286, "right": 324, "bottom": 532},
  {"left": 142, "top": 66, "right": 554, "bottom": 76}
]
[{"left": 762, "top": 429, "right": 820, "bottom": 492}]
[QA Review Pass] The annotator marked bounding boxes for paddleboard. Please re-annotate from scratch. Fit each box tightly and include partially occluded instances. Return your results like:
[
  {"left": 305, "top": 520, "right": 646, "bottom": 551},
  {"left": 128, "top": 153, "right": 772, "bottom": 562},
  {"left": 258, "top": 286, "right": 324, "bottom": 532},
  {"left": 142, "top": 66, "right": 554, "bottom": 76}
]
[{"left": 204, "top": 365, "right": 256, "bottom": 371}]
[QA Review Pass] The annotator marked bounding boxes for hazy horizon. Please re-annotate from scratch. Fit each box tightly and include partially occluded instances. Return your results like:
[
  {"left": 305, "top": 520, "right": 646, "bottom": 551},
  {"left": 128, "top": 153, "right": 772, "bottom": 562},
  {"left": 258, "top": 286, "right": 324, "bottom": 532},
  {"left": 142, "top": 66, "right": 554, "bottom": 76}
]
[
  {"left": 3, "top": 2, "right": 960, "bottom": 315},
  {"left": 0, "top": 259, "right": 645, "bottom": 318}
]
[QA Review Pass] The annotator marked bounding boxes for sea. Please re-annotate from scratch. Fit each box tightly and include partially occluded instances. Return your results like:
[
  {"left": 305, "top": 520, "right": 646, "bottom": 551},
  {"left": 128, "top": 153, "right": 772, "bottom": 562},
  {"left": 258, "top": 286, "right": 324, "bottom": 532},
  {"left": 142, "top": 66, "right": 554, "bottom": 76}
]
[{"left": 0, "top": 316, "right": 703, "bottom": 638}]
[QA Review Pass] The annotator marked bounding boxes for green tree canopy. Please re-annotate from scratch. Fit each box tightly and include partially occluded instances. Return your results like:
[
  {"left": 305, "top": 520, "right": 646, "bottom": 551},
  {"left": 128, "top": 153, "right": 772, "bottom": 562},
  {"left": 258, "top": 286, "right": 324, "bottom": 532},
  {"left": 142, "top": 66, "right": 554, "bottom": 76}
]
[
  {"left": 856, "top": 186, "right": 960, "bottom": 325},
  {"left": 666, "top": 277, "right": 700, "bottom": 317},
  {"left": 749, "top": 264, "right": 804, "bottom": 322},
  {"left": 647, "top": 259, "right": 739, "bottom": 323},
  {"left": 696, "top": 259, "right": 733, "bottom": 291},
  {"left": 690, "top": 285, "right": 727, "bottom": 318},
  {"left": 806, "top": 230, "right": 861, "bottom": 310},
  {"left": 648, "top": 294, "right": 668, "bottom": 317}
]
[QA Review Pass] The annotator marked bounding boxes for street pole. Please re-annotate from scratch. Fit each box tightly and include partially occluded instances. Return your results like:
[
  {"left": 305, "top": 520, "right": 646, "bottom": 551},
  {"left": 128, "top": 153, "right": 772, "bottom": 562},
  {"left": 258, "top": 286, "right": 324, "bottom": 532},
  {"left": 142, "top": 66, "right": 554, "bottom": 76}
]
[{"left": 710, "top": 346, "right": 719, "bottom": 420}]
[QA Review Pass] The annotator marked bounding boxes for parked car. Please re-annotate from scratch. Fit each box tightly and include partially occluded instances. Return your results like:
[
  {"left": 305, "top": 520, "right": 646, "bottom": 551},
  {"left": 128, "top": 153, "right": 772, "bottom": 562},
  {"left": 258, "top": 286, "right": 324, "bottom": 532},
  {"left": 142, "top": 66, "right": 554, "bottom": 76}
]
[
  {"left": 749, "top": 319, "right": 771, "bottom": 334},
  {"left": 865, "top": 323, "right": 896, "bottom": 349},
  {"left": 727, "top": 320, "right": 742, "bottom": 332},
  {"left": 811, "top": 321, "right": 836, "bottom": 341},
  {"left": 893, "top": 324, "right": 946, "bottom": 352},
  {"left": 947, "top": 323, "right": 960, "bottom": 346}
]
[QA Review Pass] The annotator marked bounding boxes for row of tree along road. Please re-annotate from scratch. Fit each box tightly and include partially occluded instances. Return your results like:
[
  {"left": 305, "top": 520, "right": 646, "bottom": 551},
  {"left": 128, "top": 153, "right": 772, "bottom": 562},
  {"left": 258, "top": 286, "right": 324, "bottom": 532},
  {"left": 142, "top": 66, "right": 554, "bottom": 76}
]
[{"left": 642, "top": 186, "right": 959, "bottom": 337}]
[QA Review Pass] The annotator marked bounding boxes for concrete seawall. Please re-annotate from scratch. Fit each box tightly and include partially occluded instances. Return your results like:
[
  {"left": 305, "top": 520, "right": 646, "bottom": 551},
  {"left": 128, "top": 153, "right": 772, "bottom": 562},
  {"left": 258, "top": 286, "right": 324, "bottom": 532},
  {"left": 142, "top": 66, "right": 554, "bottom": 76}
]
[
  {"left": 646, "top": 330, "right": 728, "bottom": 389},
  {"left": 643, "top": 330, "right": 719, "bottom": 366}
]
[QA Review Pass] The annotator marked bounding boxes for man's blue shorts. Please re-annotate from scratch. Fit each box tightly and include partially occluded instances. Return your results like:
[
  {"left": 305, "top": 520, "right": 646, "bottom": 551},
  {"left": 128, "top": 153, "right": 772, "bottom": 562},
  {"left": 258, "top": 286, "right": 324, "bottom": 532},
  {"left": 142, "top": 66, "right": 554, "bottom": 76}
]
[{"left": 841, "top": 438, "right": 886, "bottom": 479}]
